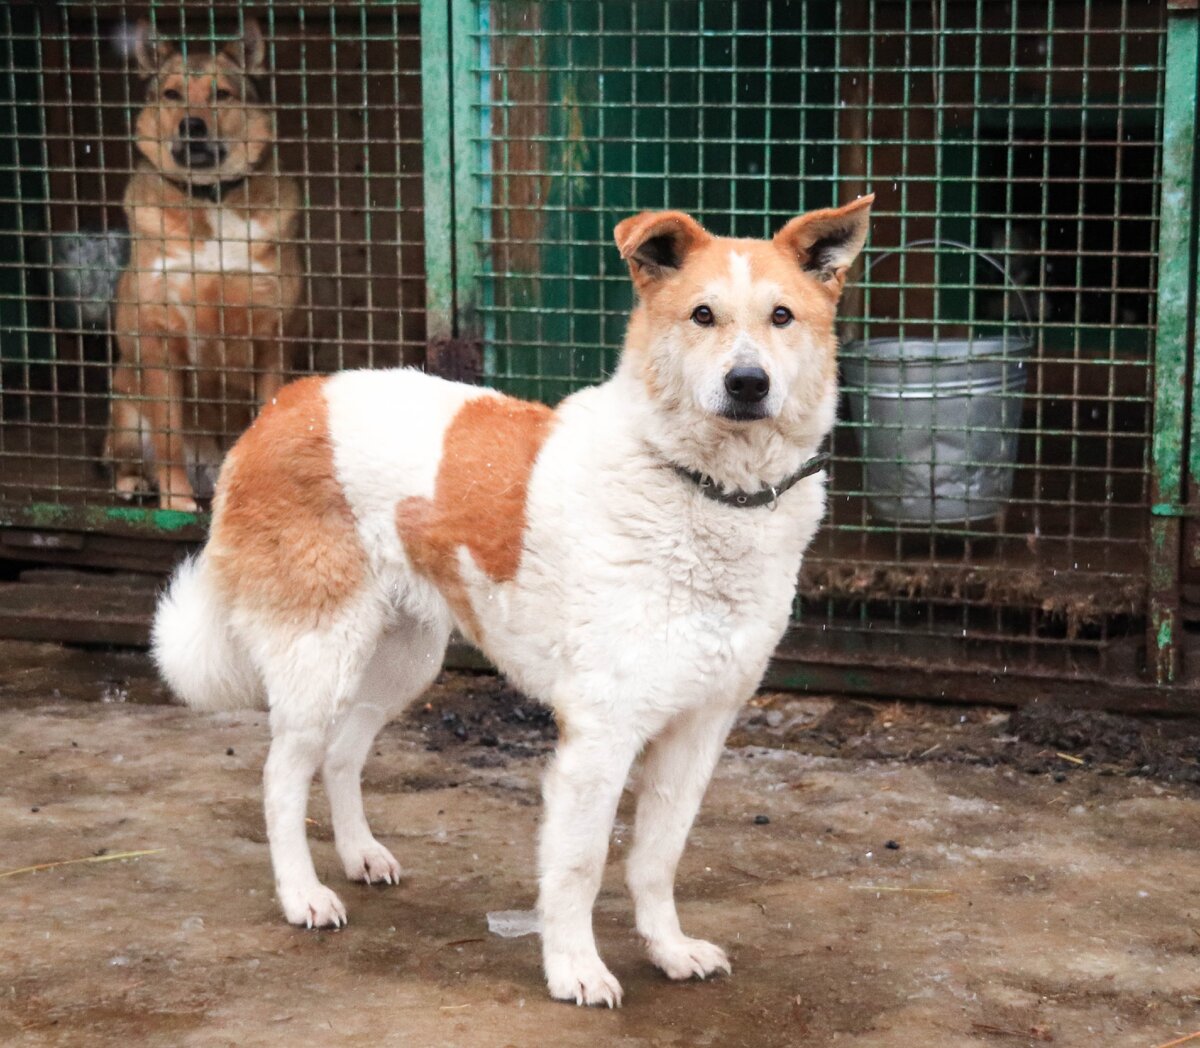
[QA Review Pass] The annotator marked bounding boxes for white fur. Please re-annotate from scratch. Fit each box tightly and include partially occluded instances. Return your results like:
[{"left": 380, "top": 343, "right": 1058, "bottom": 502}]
[
  {"left": 155, "top": 271, "right": 841, "bottom": 1005},
  {"left": 154, "top": 210, "right": 276, "bottom": 275},
  {"left": 152, "top": 554, "right": 262, "bottom": 711}
]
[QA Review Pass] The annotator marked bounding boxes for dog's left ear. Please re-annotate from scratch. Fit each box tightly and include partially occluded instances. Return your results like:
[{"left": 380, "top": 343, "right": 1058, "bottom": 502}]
[
  {"left": 223, "top": 19, "right": 266, "bottom": 75},
  {"left": 773, "top": 194, "right": 874, "bottom": 298},
  {"left": 614, "top": 211, "right": 711, "bottom": 293}
]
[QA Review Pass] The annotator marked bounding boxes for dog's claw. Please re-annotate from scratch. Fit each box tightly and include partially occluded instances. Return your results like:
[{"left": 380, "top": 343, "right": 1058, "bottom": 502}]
[
  {"left": 547, "top": 953, "right": 623, "bottom": 1007},
  {"left": 282, "top": 884, "right": 347, "bottom": 929},
  {"left": 340, "top": 841, "right": 400, "bottom": 886},
  {"left": 646, "top": 937, "right": 731, "bottom": 982}
]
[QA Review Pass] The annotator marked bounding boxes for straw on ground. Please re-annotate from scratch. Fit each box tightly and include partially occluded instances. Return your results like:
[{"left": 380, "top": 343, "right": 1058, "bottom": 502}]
[{"left": 0, "top": 849, "right": 165, "bottom": 880}]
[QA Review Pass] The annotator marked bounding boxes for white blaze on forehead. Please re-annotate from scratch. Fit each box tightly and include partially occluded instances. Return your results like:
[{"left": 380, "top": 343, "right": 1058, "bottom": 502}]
[
  {"left": 727, "top": 249, "right": 753, "bottom": 291},
  {"left": 699, "top": 250, "right": 755, "bottom": 303},
  {"left": 717, "top": 248, "right": 782, "bottom": 309}
]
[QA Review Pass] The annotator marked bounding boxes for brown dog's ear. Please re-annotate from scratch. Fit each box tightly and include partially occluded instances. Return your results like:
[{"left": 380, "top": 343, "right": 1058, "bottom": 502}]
[
  {"left": 613, "top": 211, "right": 711, "bottom": 292},
  {"left": 133, "top": 19, "right": 175, "bottom": 78},
  {"left": 773, "top": 194, "right": 874, "bottom": 297},
  {"left": 223, "top": 19, "right": 267, "bottom": 75}
]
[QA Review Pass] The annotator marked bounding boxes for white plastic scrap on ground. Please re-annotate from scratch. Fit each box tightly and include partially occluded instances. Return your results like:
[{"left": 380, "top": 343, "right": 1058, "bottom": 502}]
[{"left": 486, "top": 910, "right": 541, "bottom": 939}]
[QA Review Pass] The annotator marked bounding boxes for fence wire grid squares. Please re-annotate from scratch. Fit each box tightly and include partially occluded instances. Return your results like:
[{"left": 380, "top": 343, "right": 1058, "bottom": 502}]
[{"left": 0, "top": 0, "right": 1193, "bottom": 693}]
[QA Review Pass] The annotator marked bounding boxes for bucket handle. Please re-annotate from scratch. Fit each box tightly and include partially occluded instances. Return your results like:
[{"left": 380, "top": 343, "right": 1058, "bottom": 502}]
[{"left": 855, "top": 237, "right": 1034, "bottom": 344}]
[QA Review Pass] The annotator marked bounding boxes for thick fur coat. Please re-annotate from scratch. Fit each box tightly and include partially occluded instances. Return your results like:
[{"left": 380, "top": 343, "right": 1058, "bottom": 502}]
[
  {"left": 153, "top": 196, "right": 873, "bottom": 1005},
  {"left": 109, "top": 20, "right": 300, "bottom": 510}
]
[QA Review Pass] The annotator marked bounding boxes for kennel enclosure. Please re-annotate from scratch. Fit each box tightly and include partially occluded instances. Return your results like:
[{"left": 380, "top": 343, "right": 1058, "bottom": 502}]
[{"left": 1, "top": 0, "right": 1198, "bottom": 711}]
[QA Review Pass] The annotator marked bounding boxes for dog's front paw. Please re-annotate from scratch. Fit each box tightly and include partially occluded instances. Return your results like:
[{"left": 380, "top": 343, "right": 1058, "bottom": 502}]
[
  {"left": 545, "top": 951, "right": 624, "bottom": 1007},
  {"left": 160, "top": 493, "right": 199, "bottom": 513},
  {"left": 340, "top": 840, "right": 401, "bottom": 885},
  {"left": 114, "top": 474, "right": 153, "bottom": 500},
  {"left": 647, "top": 936, "right": 731, "bottom": 981},
  {"left": 278, "top": 883, "right": 347, "bottom": 930}
]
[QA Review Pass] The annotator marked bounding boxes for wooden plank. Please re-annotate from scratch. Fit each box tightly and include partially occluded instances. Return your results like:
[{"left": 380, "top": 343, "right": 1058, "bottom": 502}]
[
  {"left": 0, "top": 579, "right": 154, "bottom": 647},
  {"left": 0, "top": 528, "right": 195, "bottom": 574}
]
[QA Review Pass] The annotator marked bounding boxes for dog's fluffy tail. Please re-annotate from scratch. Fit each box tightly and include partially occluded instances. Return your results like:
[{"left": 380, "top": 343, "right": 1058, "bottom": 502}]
[{"left": 152, "top": 555, "right": 263, "bottom": 711}]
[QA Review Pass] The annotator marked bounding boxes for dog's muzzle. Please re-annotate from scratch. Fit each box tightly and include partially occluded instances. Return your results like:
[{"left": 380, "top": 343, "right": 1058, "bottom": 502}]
[
  {"left": 719, "top": 365, "right": 771, "bottom": 421},
  {"left": 171, "top": 117, "right": 224, "bottom": 170}
]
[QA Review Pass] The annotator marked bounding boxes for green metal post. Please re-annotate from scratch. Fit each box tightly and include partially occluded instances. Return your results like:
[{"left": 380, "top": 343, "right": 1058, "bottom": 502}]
[
  {"left": 1148, "top": 2, "right": 1197, "bottom": 684},
  {"left": 421, "top": 0, "right": 455, "bottom": 343},
  {"left": 450, "top": 0, "right": 485, "bottom": 339}
]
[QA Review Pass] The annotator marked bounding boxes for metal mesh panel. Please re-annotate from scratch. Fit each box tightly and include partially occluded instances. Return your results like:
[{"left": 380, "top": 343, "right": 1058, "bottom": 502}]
[
  {"left": 0, "top": 0, "right": 1191, "bottom": 697},
  {"left": 0, "top": 2, "right": 422, "bottom": 528},
  {"left": 467, "top": 0, "right": 1169, "bottom": 684}
]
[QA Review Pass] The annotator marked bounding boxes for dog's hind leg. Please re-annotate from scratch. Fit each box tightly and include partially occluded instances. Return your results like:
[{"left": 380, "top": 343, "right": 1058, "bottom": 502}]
[
  {"left": 625, "top": 704, "right": 739, "bottom": 981},
  {"left": 264, "top": 711, "right": 347, "bottom": 929},
  {"left": 323, "top": 617, "right": 449, "bottom": 886},
  {"left": 259, "top": 612, "right": 385, "bottom": 930}
]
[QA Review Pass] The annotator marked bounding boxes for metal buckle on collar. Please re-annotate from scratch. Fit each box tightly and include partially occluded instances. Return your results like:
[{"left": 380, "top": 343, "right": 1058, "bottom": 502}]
[{"left": 766, "top": 485, "right": 780, "bottom": 511}]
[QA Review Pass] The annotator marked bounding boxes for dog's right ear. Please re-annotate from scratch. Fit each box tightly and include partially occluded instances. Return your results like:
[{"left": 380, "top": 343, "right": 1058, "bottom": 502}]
[
  {"left": 133, "top": 19, "right": 175, "bottom": 78},
  {"left": 223, "top": 19, "right": 267, "bottom": 75},
  {"left": 614, "top": 211, "right": 711, "bottom": 292}
]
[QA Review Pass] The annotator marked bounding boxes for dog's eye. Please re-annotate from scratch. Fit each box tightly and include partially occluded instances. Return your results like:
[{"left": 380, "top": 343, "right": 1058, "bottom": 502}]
[
  {"left": 162, "top": 88, "right": 183, "bottom": 102},
  {"left": 691, "top": 305, "right": 715, "bottom": 327},
  {"left": 214, "top": 89, "right": 233, "bottom": 102},
  {"left": 772, "top": 306, "right": 794, "bottom": 328}
]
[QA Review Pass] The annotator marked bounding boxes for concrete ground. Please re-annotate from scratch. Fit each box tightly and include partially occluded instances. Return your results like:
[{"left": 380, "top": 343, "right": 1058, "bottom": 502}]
[{"left": 1, "top": 640, "right": 1199, "bottom": 1048}]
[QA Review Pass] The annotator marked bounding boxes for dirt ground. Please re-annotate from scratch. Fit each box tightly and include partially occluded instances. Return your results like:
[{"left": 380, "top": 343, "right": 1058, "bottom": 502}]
[{"left": 1, "top": 639, "right": 1199, "bottom": 1048}]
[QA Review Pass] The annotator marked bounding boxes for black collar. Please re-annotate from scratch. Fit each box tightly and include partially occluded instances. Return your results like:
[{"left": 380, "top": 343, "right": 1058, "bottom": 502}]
[
  {"left": 673, "top": 451, "right": 830, "bottom": 509},
  {"left": 166, "top": 176, "right": 248, "bottom": 203}
]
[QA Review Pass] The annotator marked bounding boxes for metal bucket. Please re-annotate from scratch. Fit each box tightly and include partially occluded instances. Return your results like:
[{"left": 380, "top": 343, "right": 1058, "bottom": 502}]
[{"left": 841, "top": 240, "right": 1031, "bottom": 525}]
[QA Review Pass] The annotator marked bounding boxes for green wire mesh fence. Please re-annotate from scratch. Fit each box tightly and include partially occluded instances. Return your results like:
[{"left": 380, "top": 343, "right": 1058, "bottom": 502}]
[
  {"left": 449, "top": 0, "right": 1195, "bottom": 698},
  {"left": 0, "top": 0, "right": 1197, "bottom": 702},
  {"left": 0, "top": 2, "right": 423, "bottom": 529}
]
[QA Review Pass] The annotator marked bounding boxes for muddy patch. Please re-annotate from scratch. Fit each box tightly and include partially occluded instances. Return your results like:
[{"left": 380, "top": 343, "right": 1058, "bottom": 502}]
[
  {"left": 1007, "top": 702, "right": 1200, "bottom": 782},
  {"left": 733, "top": 693, "right": 1200, "bottom": 788},
  {"left": 405, "top": 672, "right": 557, "bottom": 758}
]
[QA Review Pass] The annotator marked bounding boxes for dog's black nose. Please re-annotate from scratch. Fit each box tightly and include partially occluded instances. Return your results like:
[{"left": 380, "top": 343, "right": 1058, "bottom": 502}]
[
  {"left": 724, "top": 366, "right": 770, "bottom": 404},
  {"left": 179, "top": 116, "right": 208, "bottom": 139}
]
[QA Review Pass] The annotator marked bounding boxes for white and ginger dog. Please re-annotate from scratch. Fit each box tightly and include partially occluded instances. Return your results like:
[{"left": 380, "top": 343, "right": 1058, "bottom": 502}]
[{"left": 153, "top": 195, "right": 873, "bottom": 1006}]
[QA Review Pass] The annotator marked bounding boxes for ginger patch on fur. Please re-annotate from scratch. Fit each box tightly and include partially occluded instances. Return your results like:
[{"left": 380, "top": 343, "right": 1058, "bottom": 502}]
[
  {"left": 396, "top": 395, "right": 556, "bottom": 637},
  {"left": 208, "top": 376, "right": 366, "bottom": 622}
]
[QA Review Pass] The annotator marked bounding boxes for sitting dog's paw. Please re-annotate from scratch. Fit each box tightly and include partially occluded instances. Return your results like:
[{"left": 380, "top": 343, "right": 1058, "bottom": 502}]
[
  {"left": 160, "top": 493, "right": 199, "bottom": 513},
  {"left": 279, "top": 883, "right": 347, "bottom": 930},
  {"left": 647, "top": 936, "right": 731, "bottom": 981},
  {"left": 114, "top": 474, "right": 153, "bottom": 501},
  {"left": 545, "top": 951, "right": 624, "bottom": 1007},
  {"left": 341, "top": 840, "right": 401, "bottom": 886}
]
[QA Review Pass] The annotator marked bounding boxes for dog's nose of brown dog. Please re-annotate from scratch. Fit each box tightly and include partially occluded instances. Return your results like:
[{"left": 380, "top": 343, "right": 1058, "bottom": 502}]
[
  {"left": 179, "top": 116, "right": 208, "bottom": 139},
  {"left": 724, "top": 366, "right": 770, "bottom": 404}
]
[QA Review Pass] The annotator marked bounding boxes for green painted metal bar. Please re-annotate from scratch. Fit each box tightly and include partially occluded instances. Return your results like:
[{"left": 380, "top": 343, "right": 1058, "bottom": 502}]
[
  {"left": 0, "top": 503, "right": 208, "bottom": 541},
  {"left": 1189, "top": 3, "right": 1200, "bottom": 529},
  {"left": 421, "top": 0, "right": 455, "bottom": 342},
  {"left": 1148, "top": 5, "right": 1197, "bottom": 684},
  {"left": 450, "top": 0, "right": 485, "bottom": 338}
]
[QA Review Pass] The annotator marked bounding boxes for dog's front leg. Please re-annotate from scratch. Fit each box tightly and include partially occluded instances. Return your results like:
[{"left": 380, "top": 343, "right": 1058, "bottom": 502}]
[
  {"left": 626, "top": 704, "right": 738, "bottom": 981},
  {"left": 252, "top": 334, "right": 288, "bottom": 410},
  {"left": 140, "top": 360, "right": 197, "bottom": 512},
  {"left": 538, "top": 728, "right": 638, "bottom": 1007}
]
